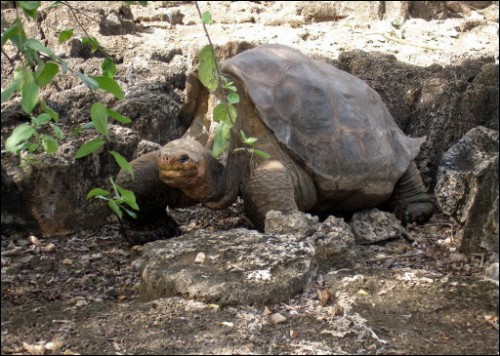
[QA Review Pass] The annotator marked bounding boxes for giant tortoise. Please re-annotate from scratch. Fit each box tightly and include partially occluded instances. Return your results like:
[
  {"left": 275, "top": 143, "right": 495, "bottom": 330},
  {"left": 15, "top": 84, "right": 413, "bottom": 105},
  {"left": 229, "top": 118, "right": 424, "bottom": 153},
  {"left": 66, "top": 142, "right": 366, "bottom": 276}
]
[{"left": 117, "top": 44, "right": 433, "bottom": 243}]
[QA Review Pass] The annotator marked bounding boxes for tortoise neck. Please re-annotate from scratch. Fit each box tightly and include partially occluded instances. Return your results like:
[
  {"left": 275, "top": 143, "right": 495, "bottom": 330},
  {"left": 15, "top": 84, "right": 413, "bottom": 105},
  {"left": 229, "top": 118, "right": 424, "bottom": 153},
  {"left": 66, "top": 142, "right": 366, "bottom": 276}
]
[{"left": 203, "top": 150, "right": 249, "bottom": 209}]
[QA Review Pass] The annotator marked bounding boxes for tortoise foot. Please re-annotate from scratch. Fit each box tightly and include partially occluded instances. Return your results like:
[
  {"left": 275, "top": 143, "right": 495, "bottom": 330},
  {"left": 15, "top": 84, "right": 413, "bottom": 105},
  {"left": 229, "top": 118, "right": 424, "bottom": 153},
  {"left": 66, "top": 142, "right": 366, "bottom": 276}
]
[
  {"left": 397, "top": 202, "right": 434, "bottom": 226},
  {"left": 119, "top": 215, "right": 181, "bottom": 245}
]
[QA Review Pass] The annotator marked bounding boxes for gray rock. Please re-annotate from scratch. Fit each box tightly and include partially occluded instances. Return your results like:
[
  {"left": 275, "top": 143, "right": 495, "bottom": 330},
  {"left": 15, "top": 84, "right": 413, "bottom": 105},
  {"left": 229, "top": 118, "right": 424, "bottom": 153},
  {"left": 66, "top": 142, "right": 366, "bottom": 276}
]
[
  {"left": 435, "top": 127, "right": 498, "bottom": 223},
  {"left": 139, "top": 214, "right": 359, "bottom": 304},
  {"left": 349, "top": 209, "right": 406, "bottom": 244},
  {"left": 264, "top": 210, "right": 318, "bottom": 236},
  {"left": 434, "top": 127, "right": 499, "bottom": 258},
  {"left": 264, "top": 211, "right": 356, "bottom": 270},
  {"left": 461, "top": 156, "right": 499, "bottom": 257},
  {"left": 485, "top": 262, "right": 499, "bottom": 281},
  {"left": 139, "top": 228, "right": 316, "bottom": 305},
  {"left": 307, "top": 215, "right": 356, "bottom": 271}
]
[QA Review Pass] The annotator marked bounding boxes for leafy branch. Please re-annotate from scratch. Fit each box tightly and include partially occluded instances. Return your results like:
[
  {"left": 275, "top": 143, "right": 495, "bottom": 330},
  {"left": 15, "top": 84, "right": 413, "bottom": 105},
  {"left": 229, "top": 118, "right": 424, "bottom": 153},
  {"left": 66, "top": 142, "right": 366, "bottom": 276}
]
[
  {"left": 194, "top": 2, "right": 269, "bottom": 159},
  {"left": 1, "top": 1, "right": 140, "bottom": 220}
]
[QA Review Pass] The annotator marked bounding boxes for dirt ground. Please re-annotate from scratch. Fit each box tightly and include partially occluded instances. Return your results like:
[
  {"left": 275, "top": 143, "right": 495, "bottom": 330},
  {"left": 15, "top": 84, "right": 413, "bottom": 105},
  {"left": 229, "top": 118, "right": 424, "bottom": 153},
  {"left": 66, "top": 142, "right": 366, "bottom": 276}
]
[
  {"left": 1, "top": 205, "right": 499, "bottom": 355},
  {"left": 1, "top": 1, "right": 499, "bottom": 355}
]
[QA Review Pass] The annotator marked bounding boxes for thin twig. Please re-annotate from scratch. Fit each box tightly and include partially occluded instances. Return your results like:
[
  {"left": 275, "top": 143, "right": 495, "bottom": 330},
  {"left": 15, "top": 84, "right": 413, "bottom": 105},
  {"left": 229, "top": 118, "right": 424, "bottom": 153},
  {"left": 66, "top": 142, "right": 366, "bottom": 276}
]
[
  {"left": 2, "top": 47, "right": 16, "bottom": 66},
  {"left": 382, "top": 34, "right": 441, "bottom": 51},
  {"left": 194, "top": 1, "right": 222, "bottom": 78},
  {"left": 60, "top": 1, "right": 109, "bottom": 58},
  {"left": 366, "top": 252, "right": 426, "bottom": 263}
]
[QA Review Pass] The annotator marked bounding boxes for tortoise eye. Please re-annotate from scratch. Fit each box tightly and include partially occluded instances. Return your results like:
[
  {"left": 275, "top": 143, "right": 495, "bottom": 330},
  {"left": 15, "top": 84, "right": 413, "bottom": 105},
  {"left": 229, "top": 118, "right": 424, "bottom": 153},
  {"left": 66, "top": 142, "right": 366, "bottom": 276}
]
[{"left": 178, "top": 154, "right": 190, "bottom": 163}]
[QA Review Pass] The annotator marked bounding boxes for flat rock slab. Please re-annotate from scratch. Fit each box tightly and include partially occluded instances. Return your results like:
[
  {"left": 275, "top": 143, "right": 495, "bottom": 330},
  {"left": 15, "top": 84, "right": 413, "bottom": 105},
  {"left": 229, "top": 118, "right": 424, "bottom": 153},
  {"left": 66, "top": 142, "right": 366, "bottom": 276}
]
[{"left": 140, "top": 228, "right": 315, "bottom": 305}]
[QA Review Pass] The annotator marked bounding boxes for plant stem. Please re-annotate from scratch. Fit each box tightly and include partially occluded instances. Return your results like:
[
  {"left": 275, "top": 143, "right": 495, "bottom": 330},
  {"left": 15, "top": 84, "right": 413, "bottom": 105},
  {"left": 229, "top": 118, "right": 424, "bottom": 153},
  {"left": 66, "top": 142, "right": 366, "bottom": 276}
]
[{"left": 194, "top": 1, "right": 222, "bottom": 78}]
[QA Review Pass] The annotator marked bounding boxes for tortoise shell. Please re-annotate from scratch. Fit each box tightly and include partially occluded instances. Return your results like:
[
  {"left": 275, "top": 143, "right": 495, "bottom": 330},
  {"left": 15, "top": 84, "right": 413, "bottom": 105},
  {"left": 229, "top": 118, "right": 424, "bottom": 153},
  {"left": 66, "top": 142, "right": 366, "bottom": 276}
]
[{"left": 221, "top": 44, "right": 425, "bottom": 196}]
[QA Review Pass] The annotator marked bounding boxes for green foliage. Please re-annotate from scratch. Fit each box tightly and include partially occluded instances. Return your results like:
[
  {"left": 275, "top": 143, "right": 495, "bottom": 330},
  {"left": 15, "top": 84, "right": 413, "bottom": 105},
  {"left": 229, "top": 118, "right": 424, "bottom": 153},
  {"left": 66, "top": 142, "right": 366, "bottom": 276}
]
[
  {"left": 201, "top": 11, "right": 212, "bottom": 25},
  {"left": 109, "top": 151, "right": 134, "bottom": 180},
  {"left": 2, "top": 1, "right": 137, "bottom": 221},
  {"left": 58, "top": 28, "right": 74, "bottom": 43},
  {"left": 195, "top": 5, "right": 267, "bottom": 159},
  {"left": 198, "top": 45, "right": 219, "bottom": 92},
  {"left": 74, "top": 138, "right": 105, "bottom": 158},
  {"left": 87, "top": 178, "right": 139, "bottom": 220}
]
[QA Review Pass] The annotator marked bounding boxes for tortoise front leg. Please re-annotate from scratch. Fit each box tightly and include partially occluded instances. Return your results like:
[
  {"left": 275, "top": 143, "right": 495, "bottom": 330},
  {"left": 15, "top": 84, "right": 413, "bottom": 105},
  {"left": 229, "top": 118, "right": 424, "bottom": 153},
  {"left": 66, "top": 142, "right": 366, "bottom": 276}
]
[
  {"left": 389, "top": 161, "right": 434, "bottom": 225},
  {"left": 241, "top": 160, "right": 299, "bottom": 230}
]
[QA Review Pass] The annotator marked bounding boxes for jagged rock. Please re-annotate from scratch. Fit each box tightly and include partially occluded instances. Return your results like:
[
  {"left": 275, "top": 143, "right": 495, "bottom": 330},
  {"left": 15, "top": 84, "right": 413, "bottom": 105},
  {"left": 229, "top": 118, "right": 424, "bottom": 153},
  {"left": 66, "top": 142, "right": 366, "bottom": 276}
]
[
  {"left": 410, "top": 1, "right": 448, "bottom": 21},
  {"left": 307, "top": 215, "right": 356, "bottom": 271},
  {"left": 349, "top": 209, "right": 406, "bottom": 244},
  {"left": 264, "top": 210, "right": 318, "bottom": 236},
  {"left": 486, "top": 262, "right": 499, "bottom": 281},
  {"left": 434, "top": 127, "right": 499, "bottom": 257},
  {"left": 139, "top": 228, "right": 316, "bottom": 305},
  {"left": 264, "top": 211, "right": 356, "bottom": 271},
  {"left": 461, "top": 156, "right": 499, "bottom": 257},
  {"left": 434, "top": 126, "right": 498, "bottom": 222}
]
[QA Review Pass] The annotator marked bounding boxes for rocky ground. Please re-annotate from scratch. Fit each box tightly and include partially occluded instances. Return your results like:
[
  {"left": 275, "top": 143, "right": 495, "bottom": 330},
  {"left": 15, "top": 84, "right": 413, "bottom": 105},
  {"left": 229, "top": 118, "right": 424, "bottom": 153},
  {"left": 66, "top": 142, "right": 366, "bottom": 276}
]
[
  {"left": 2, "top": 206, "right": 499, "bottom": 354},
  {"left": 1, "top": 1, "right": 499, "bottom": 355}
]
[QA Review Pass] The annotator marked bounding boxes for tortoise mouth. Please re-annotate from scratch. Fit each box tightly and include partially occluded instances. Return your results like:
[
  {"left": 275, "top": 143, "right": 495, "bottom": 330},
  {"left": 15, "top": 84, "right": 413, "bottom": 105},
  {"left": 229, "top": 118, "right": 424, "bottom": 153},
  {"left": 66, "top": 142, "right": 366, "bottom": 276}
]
[{"left": 158, "top": 161, "right": 199, "bottom": 184}]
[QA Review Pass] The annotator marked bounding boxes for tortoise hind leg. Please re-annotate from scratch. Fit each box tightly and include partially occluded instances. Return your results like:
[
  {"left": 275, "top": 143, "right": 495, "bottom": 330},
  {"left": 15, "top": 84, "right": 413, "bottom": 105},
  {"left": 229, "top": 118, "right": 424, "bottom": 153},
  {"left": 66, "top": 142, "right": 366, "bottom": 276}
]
[{"left": 390, "top": 161, "right": 434, "bottom": 225}]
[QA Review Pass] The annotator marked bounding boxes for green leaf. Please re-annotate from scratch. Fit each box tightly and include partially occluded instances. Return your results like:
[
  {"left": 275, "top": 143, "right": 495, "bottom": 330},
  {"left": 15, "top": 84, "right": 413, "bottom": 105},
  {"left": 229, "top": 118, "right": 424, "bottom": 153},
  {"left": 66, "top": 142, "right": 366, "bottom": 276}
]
[
  {"left": 75, "top": 138, "right": 105, "bottom": 158},
  {"left": 201, "top": 11, "right": 212, "bottom": 24},
  {"left": 41, "top": 135, "right": 58, "bottom": 154},
  {"left": 90, "top": 102, "right": 109, "bottom": 136},
  {"left": 1, "top": 19, "right": 25, "bottom": 47},
  {"left": 58, "top": 29, "right": 74, "bottom": 43},
  {"left": 75, "top": 71, "right": 99, "bottom": 89},
  {"left": 82, "top": 37, "right": 100, "bottom": 52},
  {"left": 52, "top": 125, "right": 64, "bottom": 140},
  {"left": 90, "top": 76, "right": 124, "bottom": 100},
  {"left": 212, "top": 122, "right": 232, "bottom": 158},
  {"left": 108, "top": 200, "right": 123, "bottom": 219},
  {"left": 102, "top": 58, "right": 117, "bottom": 78},
  {"left": 227, "top": 92, "right": 240, "bottom": 104},
  {"left": 250, "top": 149, "right": 270, "bottom": 159},
  {"left": 239, "top": 130, "right": 258, "bottom": 146},
  {"left": 1, "top": 80, "right": 21, "bottom": 103},
  {"left": 110, "top": 151, "right": 134, "bottom": 180},
  {"left": 32, "top": 113, "right": 52, "bottom": 127},
  {"left": 82, "top": 122, "right": 94, "bottom": 130},
  {"left": 24, "top": 38, "right": 58, "bottom": 60},
  {"left": 213, "top": 103, "right": 237, "bottom": 124},
  {"left": 36, "top": 62, "right": 58, "bottom": 87},
  {"left": 198, "top": 45, "right": 219, "bottom": 92},
  {"left": 21, "top": 69, "right": 39, "bottom": 113},
  {"left": 26, "top": 142, "right": 40, "bottom": 152},
  {"left": 121, "top": 206, "right": 137, "bottom": 219},
  {"left": 87, "top": 188, "right": 110, "bottom": 199},
  {"left": 17, "top": 1, "right": 41, "bottom": 19},
  {"left": 107, "top": 109, "right": 131, "bottom": 124},
  {"left": 5, "top": 124, "right": 36, "bottom": 154},
  {"left": 116, "top": 185, "right": 139, "bottom": 210},
  {"left": 60, "top": 59, "right": 68, "bottom": 74},
  {"left": 40, "top": 101, "right": 60, "bottom": 121},
  {"left": 46, "top": 1, "right": 62, "bottom": 10}
]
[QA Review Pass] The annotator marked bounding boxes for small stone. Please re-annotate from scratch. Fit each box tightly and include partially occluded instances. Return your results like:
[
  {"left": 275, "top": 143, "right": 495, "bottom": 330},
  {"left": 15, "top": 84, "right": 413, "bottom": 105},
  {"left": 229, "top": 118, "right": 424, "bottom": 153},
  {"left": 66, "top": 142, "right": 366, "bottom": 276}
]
[
  {"left": 194, "top": 252, "right": 206, "bottom": 264},
  {"left": 270, "top": 313, "right": 287, "bottom": 325}
]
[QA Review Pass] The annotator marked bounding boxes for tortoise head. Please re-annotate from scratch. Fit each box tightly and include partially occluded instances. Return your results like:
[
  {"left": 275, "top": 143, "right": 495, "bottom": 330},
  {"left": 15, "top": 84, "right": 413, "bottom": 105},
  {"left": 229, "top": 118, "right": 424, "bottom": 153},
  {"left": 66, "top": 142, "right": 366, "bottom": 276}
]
[{"left": 157, "top": 138, "right": 222, "bottom": 203}]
